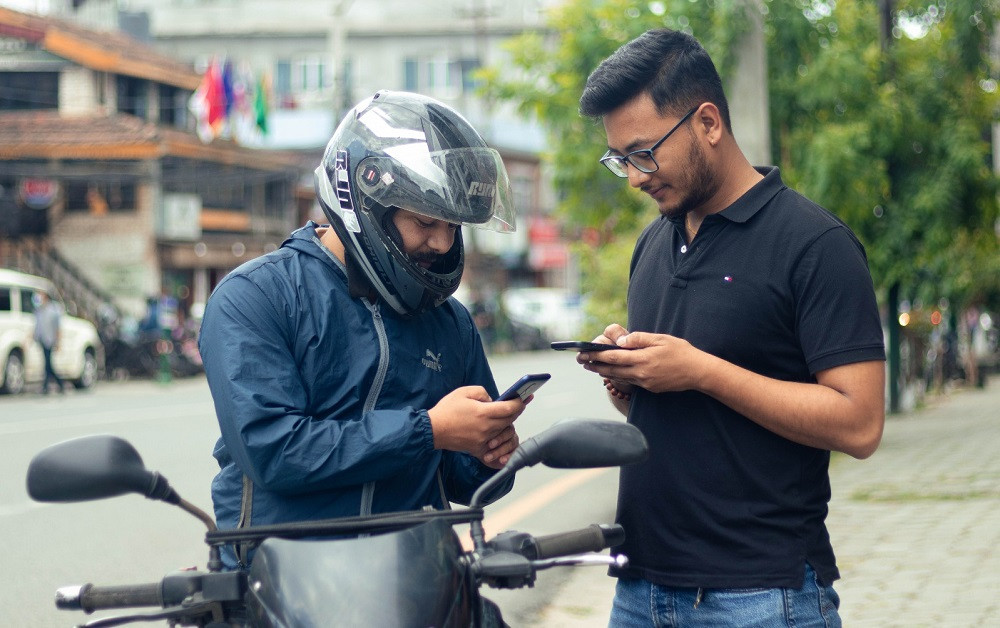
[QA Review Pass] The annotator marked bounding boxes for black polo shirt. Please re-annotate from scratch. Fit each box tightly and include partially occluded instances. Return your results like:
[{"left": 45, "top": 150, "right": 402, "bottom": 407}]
[{"left": 611, "top": 167, "right": 885, "bottom": 589}]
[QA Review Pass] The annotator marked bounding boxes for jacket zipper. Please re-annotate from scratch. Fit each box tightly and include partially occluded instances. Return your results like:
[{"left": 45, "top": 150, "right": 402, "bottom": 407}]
[{"left": 359, "top": 299, "right": 389, "bottom": 516}]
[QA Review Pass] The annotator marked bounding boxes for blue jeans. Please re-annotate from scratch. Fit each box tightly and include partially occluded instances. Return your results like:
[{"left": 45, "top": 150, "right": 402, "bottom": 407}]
[{"left": 609, "top": 564, "right": 841, "bottom": 627}]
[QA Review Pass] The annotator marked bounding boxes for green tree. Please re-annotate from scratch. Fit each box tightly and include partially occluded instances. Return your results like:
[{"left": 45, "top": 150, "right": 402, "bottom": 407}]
[
  {"left": 482, "top": 0, "right": 1000, "bottom": 334},
  {"left": 479, "top": 0, "right": 755, "bottom": 334},
  {"left": 769, "top": 0, "right": 1000, "bottom": 311}
]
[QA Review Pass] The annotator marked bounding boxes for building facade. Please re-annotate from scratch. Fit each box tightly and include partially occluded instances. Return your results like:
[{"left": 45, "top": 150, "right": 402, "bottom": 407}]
[
  {"left": 121, "top": 0, "right": 570, "bottom": 291},
  {"left": 0, "top": 4, "right": 306, "bottom": 321}
]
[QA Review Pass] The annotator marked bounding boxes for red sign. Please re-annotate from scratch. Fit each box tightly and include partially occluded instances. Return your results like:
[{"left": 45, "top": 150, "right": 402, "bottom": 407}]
[
  {"left": 19, "top": 179, "right": 60, "bottom": 210},
  {"left": 529, "top": 216, "right": 561, "bottom": 244}
]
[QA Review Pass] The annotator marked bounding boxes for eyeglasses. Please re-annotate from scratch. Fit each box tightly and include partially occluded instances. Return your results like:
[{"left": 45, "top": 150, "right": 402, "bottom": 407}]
[{"left": 599, "top": 107, "right": 698, "bottom": 178}]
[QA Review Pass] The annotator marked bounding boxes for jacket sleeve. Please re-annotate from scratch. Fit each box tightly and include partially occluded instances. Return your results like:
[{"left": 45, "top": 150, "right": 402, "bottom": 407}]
[
  {"left": 437, "top": 307, "right": 515, "bottom": 506},
  {"left": 200, "top": 272, "right": 437, "bottom": 496}
]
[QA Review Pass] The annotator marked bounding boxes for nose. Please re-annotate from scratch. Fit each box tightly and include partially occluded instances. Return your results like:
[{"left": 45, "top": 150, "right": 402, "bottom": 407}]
[
  {"left": 626, "top": 163, "right": 652, "bottom": 188},
  {"left": 426, "top": 222, "right": 456, "bottom": 253}
]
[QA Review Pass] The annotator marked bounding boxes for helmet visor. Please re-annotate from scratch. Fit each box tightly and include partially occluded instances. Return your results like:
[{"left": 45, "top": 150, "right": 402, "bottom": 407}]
[{"left": 355, "top": 146, "right": 516, "bottom": 233}]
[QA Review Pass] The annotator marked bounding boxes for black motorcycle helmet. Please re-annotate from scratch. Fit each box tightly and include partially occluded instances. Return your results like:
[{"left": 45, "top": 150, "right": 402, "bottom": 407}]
[{"left": 314, "top": 90, "right": 516, "bottom": 317}]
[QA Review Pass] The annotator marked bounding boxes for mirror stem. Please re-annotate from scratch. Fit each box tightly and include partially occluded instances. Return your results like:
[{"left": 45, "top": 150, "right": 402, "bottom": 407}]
[
  {"left": 470, "top": 519, "right": 487, "bottom": 552},
  {"left": 468, "top": 465, "right": 515, "bottom": 552},
  {"left": 177, "top": 498, "right": 224, "bottom": 572},
  {"left": 179, "top": 497, "right": 218, "bottom": 532}
]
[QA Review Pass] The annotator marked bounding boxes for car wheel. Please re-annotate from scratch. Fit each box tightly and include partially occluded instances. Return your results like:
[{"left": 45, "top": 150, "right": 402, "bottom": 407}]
[
  {"left": 2, "top": 351, "right": 26, "bottom": 395},
  {"left": 73, "top": 349, "right": 99, "bottom": 390}
]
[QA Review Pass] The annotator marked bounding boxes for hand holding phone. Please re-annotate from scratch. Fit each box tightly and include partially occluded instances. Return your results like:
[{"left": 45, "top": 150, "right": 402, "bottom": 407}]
[
  {"left": 497, "top": 373, "right": 551, "bottom": 401},
  {"left": 550, "top": 340, "right": 631, "bottom": 352}
]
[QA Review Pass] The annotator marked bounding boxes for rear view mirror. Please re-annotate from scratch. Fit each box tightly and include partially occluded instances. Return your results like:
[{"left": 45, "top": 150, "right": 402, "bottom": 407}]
[{"left": 27, "top": 435, "right": 161, "bottom": 503}]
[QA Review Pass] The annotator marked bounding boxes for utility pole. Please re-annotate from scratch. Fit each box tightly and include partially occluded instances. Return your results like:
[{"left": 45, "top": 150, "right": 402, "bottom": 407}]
[
  {"left": 328, "top": 0, "right": 355, "bottom": 120},
  {"left": 879, "top": 0, "right": 901, "bottom": 413},
  {"left": 728, "top": 0, "right": 771, "bottom": 166}
]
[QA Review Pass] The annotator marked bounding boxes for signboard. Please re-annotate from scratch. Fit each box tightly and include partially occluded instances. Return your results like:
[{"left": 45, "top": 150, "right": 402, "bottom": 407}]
[
  {"left": 18, "top": 178, "right": 59, "bottom": 210},
  {"left": 159, "top": 193, "right": 202, "bottom": 240}
]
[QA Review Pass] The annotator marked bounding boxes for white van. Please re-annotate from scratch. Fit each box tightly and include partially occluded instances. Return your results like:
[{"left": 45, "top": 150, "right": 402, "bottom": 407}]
[{"left": 0, "top": 269, "right": 104, "bottom": 394}]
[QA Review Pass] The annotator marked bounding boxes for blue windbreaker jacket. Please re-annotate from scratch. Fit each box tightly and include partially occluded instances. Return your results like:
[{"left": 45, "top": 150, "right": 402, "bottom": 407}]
[{"left": 199, "top": 223, "right": 510, "bottom": 567}]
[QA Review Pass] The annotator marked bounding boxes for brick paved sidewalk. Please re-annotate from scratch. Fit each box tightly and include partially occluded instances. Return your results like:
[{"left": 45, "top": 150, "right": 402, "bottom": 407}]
[
  {"left": 531, "top": 384, "right": 1000, "bottom": 627},
  {"left": 830, "top": 385, "right": 1000, "bottom": 626}
]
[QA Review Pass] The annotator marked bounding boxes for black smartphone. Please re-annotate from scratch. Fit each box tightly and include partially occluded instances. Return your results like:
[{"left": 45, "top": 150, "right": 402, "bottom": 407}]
[
  {"left": 497, "top": 373, "right": 551, "bottom": 401},
  {"left": 550, "top": 340, "right": 630, "bottom": 352}
]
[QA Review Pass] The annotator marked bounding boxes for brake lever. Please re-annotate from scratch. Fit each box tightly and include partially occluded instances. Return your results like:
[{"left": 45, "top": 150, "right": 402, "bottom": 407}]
[{"left": 77, "top": 602, "right": 220, "bottom": 628}]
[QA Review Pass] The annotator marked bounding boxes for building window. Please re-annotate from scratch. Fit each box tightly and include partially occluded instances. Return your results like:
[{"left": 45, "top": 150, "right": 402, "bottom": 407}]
[
  {"left": 200, "top": 179, "right": 247, "bottom": 211},
  {"left": 264, "top": 179, "right": 286, "bottom": 219},
  {"left": 116, "top": 76, "right": 148, "bottom": 118},
  {"left": 65, "top": 181, "right": 137, "bottom": 214},
  {"left": 511, "top": 173, "right": 535, "bottom": 215},
  {"left": 0, "top": 71, "right": 58, "bottom": 110},
  {"left": 403, "top": 58, "right": 418, "bottom": 92},
  {"left": 294, "top": 56, "right": 326, "bottom": 92},
  {"left": 275, "top": 59, "right": 293, "bottom": 108},
  {"left": 273, "top": 56, "right": 330, "bottom": 109},
  {"left": 460, "top": 57, "right": 480, "bottom": 91},
  {"left": 400, "top": 56, "right": 479, "bottom": 99},
  {"left": 158, "top": 84, "right": 187, "bottom": 127}
]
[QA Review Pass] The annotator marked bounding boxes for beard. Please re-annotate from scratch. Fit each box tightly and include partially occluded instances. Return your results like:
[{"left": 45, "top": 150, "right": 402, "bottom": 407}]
[
  {"left": 657, "top": 138, "right": 721, "bottom": 220},
  {"left": 410, "top": 250, "right": 438, "bottom": 266}
]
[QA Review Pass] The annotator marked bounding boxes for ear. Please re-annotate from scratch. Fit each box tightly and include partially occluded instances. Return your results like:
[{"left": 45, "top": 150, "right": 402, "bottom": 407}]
[{"left": 693, "top": 102, "right": 725, "bottom": 147}]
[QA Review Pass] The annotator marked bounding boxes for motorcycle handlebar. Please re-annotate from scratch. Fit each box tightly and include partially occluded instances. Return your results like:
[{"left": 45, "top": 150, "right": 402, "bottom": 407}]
[
  {"left": 56, "top": 583, "right": 163, "bottom": 613},
  {"left": 531, "top": 523, "right": 624, "bottom": 559}
]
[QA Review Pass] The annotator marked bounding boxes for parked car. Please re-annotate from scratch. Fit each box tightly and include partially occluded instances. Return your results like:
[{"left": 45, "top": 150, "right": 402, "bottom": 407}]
[
  {"left": 0, "top": 269, "right": 104, "bottom": 394},
  {"left": 501, "top": 287, "right": 585, "bottom": 343}
]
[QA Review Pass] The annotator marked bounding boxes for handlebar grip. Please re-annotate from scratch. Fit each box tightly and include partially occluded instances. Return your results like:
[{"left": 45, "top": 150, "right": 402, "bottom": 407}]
[
  {"left": 56, "top": 582, "right": 164, "bottom": 613},
  {"left": 531, "top": 524, "right": 625, "bottom": 559}
]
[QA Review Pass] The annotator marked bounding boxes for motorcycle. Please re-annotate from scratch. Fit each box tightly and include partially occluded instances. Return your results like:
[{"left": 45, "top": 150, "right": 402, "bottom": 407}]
[{"left": 26, "top": 419, "right": 648, "bottom": 627}]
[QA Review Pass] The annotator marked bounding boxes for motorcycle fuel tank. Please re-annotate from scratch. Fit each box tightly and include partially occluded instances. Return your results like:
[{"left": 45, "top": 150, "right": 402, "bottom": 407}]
[{"left": 246, "top": 518, "right": 472, "bottom": 627}]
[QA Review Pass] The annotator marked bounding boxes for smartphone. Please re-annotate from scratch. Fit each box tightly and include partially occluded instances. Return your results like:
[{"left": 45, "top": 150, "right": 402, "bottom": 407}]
[
  {"left": 497, "top": 373, "right": 551, "bottom": 401},
  {"left": 550, "top": 340, "right": 630, "bottom": 352}
]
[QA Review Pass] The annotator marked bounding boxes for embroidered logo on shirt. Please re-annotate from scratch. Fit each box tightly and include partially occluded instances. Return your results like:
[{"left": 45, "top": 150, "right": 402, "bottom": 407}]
[
  {"left": 422, "top": 349, "right": 443, "bottom": 372},
  {"left": 724, "top": 275, "right": 734, "bottom": 283}
]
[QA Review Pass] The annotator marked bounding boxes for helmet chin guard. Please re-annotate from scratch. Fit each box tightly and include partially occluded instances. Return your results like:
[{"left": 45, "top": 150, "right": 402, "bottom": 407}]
[{"left": 314, "top": 91, "right": 516, "bottom": 317}]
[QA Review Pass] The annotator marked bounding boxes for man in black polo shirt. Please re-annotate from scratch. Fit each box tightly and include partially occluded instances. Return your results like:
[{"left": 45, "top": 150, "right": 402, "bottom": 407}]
[{"left": 574, "top": 29, "right": 885, "bottom": 626}]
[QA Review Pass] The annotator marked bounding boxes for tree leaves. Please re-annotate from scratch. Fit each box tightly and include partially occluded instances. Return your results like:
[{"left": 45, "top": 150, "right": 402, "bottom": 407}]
[{"left": 482, "top": 0, "right": 1000, "bottom": 325}]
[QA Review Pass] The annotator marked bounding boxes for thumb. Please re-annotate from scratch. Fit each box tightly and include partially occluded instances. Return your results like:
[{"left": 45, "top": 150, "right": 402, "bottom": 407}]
[{"left": 617, "top": 331, "right": 651, "bottom": 349}]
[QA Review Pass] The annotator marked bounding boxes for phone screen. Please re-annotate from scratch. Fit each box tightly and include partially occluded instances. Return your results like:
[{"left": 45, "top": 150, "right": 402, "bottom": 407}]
[{"left": 497, "top": 373, "right": 551, "bottom": 401}]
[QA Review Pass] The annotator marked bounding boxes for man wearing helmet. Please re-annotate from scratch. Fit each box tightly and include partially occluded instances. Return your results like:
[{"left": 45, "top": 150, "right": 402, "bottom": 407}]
[{"left": 199, "top": 91, "right": 525, "bottom": 569}]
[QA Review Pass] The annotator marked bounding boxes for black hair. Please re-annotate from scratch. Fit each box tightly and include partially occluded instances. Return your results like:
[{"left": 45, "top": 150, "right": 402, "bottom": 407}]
[{"left": 579, "top": 28, "right": 732, "bottom": 132}]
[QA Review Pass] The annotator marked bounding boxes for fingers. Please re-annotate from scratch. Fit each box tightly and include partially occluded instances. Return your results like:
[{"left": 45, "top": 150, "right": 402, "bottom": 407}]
[
  {"left": 482, "top": 426, "right": 519, "bottom": 468},
  {"left": 602, "top": 323, "right": 625, "bottom": 339},
  {"left": 603, "top": 377, "right": 633, "bottom": 400},
  {"left": 429, "top": 388, "right": 523, "bottom": 456},
  {"left": 459, "top": 385, "right": 494, "bottom": 403}
]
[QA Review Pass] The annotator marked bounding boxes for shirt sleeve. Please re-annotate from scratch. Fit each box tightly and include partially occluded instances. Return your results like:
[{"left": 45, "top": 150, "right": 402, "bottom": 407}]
[{"left": 792, "top": 226, "right": 886, "bottom": 374}]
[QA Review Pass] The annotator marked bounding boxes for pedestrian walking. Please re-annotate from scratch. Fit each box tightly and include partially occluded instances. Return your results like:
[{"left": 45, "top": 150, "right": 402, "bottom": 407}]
[{"left": 33, "top": 290, "right": 65, "bottom": 395}]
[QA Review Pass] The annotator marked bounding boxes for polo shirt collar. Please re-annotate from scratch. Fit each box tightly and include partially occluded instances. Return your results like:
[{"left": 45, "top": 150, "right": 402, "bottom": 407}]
[{"left": 667, "top": 166, "right": 785, "bottom": 228}]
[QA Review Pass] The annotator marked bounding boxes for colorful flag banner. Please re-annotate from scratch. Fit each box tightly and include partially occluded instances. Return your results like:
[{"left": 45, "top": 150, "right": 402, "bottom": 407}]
[{"left": 189, "top": 58, "right": 270, "bottom": 145}]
